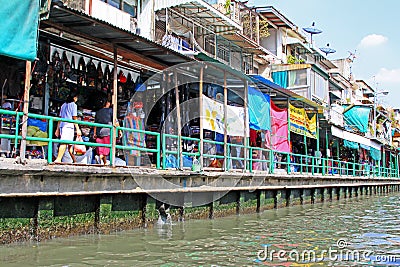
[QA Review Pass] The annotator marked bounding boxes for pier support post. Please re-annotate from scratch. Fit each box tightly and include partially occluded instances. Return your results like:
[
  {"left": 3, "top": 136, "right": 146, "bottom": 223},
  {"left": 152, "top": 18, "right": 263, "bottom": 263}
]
[
  {"left": 30, "top": 199, "right": 39, "bottom": 241},
  {"left": 179, "top": 206, "right": 184, "bottom": 222},
  {"left": 141, "top": 195, "right": 147, "bottom": 228},
  {"left": 300, "top": 189, "right": 304, "bottom": 205},
  {"left": 311, "top": 188, "right": 315, "bottom": 204},
  {"left": 374, "top": 186, "right": 377, "bottom": 195},
  {"left": 236, "top": 191, "right": 241, "bottom": 215},
  {"left": 273, "top": 190, "right": 278, "bottom": 209},
  {"left": 285, "top": 189, "right": 291, "bottom": 207},
  {"left": 321, "top": 188, "right": 325, "bottom": 202},
  {"left": 343, "top": 187, "right": 347, "bottom": 199},
  {"left": 94, "top": 196, "right": 101, "bottom": 233},
  {"left": 256, "top": 190, "right": 261, "bottom": 213},
  {"left": 208, "top": 202, "right": 214, "bottom": 219},
  {"left": 336, "top": 187, "right": 340, "bottom": 201},
  {"left": 328, "top": 188, "right": 333, "bottom": 201},
  {"left": 349, "top": 187, "right": 353, "bottom": 198},
  {"left": 355, "top": 187, "right": 359, "bottom": 198}
]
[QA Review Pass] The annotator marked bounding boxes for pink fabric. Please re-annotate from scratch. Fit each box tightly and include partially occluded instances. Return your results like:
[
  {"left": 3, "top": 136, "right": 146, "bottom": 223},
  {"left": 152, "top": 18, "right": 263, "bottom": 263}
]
[
  {"left": 96, "top": 135, "right": 110, "bottom": 156},
  {"left": 265, "top": 100, "right": 290, "bottom": 153}
]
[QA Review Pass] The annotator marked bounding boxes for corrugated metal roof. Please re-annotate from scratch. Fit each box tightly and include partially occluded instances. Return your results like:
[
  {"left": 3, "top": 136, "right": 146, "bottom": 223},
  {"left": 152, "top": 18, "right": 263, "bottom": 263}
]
[{"left": 42, "top": 3, "right": 193, "bottom": 70}]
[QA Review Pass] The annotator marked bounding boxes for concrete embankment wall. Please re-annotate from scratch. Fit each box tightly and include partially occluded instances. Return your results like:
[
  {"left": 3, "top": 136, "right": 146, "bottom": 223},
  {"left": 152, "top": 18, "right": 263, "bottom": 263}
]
[{"left": 1, "top": 158, "right": 399, "bottom": 244}]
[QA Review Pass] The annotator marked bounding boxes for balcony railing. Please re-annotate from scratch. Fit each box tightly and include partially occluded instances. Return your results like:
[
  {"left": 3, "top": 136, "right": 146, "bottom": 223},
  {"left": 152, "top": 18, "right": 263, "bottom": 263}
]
[{"left": 0, "top": 108, "right": 398, "bottom": 178}]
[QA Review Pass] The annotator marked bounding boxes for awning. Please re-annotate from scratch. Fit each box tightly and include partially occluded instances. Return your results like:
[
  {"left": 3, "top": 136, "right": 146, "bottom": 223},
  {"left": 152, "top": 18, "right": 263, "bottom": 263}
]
[
  {"left": 41, "top": 3, "right": 192, "bottom": 71},
  {"left": 331, "top": 125, "right": 381, "bottom": 150},
  {"left": 250, "top": 74, "right": 324, "bottom": 112},
  {"left": 157, "top": 0, "right": 241, "bottom": 34},
  {"left": 271, "top": 64, "right": 311, "bottom": 72}
]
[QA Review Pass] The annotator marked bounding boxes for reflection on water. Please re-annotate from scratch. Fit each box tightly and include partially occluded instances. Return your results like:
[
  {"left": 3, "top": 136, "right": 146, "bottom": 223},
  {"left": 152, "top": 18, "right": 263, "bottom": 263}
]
[{"left": 1, "top": 194, "right": 400, "bottom": 266}]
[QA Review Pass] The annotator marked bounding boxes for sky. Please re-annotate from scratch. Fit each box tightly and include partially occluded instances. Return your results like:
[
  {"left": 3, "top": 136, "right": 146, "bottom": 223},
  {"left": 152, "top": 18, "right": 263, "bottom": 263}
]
[{"left": 251, "top": 0, "right": 400, "bottom": 108}]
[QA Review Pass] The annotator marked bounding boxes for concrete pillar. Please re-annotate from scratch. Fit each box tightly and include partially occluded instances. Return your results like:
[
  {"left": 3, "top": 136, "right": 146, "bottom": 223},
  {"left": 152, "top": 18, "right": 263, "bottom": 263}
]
[
  {"left": 273, "top": 190, "right": 278, "bottom": 209},
  {"left": 256, "top": 190, "right": 261, "bottom": 213},
  {"left": 285, "top": 189, "right": 291, "bottom": 207},
  {"left": 141, "top": 196, "right": 147, "bottom": 228},
  {"left": 208, "top": 202, "right": 214, "bottom": 219},
  {"left": 311, "top": 188, "right": 315, "bottom": 204},
  {"left": 31, "top": 199, "right": 39, "bottom": 241},
  {"left": 178, "top": 206, "right": 184, "bottom": 222},
  {"left": 300, "top": 189, "right": 304, "bottom": 205},
  {"left": 236, "top": 191, "right": 241, "bottom": 215},
  {"left": 94, "top": 196, "right": 101, "bottom": 233}
]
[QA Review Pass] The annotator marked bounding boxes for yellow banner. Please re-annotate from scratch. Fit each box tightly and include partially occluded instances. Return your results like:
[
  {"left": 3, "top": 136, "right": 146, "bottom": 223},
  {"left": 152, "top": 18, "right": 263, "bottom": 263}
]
[
  {"left": 289, "top": 103, "right": 317, "bottom": 139},
  {"left": 306, "top": 114, "right": 317, "bottom": 139}
]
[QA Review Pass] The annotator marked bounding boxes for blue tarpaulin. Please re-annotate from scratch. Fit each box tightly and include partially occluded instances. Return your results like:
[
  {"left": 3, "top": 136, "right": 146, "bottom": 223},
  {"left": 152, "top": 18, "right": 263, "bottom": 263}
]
[
  {"left": 370, "top": 147, "right": 381, "bottom": 161},
  {"left": 271, "top": 71, "right": 288, "bottom": 88},
  {"left": 248, "top": 86, "right": 271, "bottom": 131},
  {"left": 344, "top": 140, "right": 359, "bottom": 149},
  {"left": 0, "top": 0, "right": 40, "bottom": 61},
  {"left": 343, "top": 106, "right": 371, "bottom": 133}
]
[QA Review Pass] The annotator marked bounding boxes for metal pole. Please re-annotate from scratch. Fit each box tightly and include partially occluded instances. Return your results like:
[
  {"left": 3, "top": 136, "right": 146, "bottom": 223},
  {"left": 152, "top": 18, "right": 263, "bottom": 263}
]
[
  {"left": 373, "top": 93, "right": 377, "bottom": 138},
  {"left": 19, "top": 61, "right": 32, "bottom": 163},
  {"left": 199, "top": 66, "right": 204, "bottom": 168},
  {"left": 174, "top": 70, "right": 183, "bottom": 169},
  {"left": 223, "top": 71, "right": 228, "bottom": 171},
  {"left": 111, "top": 46, "right": 118, "bottom": 167},
  {"left": 243, "top": 79, "right": 249, "bottom": 171}
]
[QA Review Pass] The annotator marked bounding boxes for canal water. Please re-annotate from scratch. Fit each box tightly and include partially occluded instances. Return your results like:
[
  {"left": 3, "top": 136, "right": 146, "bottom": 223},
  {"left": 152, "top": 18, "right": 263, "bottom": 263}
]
[{"left": 1, "top": 193, "right": 400, "bottom": 266}]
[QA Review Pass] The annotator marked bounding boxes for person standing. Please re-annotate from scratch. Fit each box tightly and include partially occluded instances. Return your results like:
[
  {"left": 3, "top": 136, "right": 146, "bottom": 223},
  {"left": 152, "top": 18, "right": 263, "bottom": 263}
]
[
  {"left": 93, "top": 99, "right": 117, "bottom": 165},
  {"left": 54, "top": 91, "right": 81, "bottom": 163}
]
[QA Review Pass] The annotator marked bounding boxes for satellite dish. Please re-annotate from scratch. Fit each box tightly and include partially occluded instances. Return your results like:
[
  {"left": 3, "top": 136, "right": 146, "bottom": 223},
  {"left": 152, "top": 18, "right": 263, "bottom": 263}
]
[
  {"left": 302, "top": 22, "right": 322, "bottom": 43},
  {"left": 319, "top": 43, "right": 336, "bottom": 56}
]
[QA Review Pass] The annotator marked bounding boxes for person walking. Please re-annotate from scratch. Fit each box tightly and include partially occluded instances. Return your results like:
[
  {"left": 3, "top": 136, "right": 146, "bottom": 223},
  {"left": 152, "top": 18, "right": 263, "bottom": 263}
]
[
  {"left": 54, "top": 91, "right": 81, "bottom": 163},
  {"left": 93, "top": 99, "right": 117, "bottom": 165}
]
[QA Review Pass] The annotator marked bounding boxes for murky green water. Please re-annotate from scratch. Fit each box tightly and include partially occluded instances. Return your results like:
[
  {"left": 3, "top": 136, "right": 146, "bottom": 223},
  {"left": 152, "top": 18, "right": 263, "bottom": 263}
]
[{"left": 1, "top": 193, "right": 400, "bottom": 266}]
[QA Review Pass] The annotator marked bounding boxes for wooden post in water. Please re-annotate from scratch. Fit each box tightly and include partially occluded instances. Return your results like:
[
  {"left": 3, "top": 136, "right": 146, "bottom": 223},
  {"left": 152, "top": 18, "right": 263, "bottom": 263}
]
[
  {"left": 31, "top": 198, "right": 39, "bottom": 241},
  {"left": 256, "top": 190, "right": 261, "bottom": 213},
  {"left": 285, "top": 189, "right": 291, "bottom": 207},
  {"left": 94, "top": 196, "right": 101, "bottom": 233},
  {"left": 320, "top": 188, "right": 325, "bottom": 202},
  {"left": 179, "top": 206, "right": 184, "bottom": 222},
  {"left": 310, "top": 188, "right": 315, "bottom": 204},
  {"left": 208, "top": 202, "right": 214, "bottom": 219},
  {"left": 236, "top": 191, "right": 241, "bottom": 215},
  {"left": 336, "top": 187, "right": 340, "bottom": 200},
  {"left": 273, "top": 190, "right": 278, "bottom": 209},
  {"left": 141, "top": 195, "right": 147, "bottom": 228}
]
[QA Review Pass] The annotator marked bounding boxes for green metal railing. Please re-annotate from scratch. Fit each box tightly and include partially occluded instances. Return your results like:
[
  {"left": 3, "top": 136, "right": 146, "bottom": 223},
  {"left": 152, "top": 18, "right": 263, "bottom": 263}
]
[{"left": 0, "top": 108, "right": 399, "bottom": 178}]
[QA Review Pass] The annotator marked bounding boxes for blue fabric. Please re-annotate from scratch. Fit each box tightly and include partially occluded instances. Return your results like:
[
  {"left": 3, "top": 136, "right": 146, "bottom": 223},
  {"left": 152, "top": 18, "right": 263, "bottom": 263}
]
[
  {"left": 343, "top": 140, "right": 359, "bottom": 149},
  {"left": 370, "top": 147, "right": 381, "bottom": 161},
  {"left": 343, "top": 106, "right": 371, "bottom": 133},
  {"left": 360, "top": 143, "right": 370, "bottom": 150},
  {"left": 248, "top": 86, "right": 271, "bottom": 131},
  {"left": 27, "top": 118, "right": 47, "bottom": 132},
  {"left": 0, "top": 0, "right": 40, "bottom": 61},
  {"left": 272, "top": 71, "right": 288, "bottom": 88}
]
